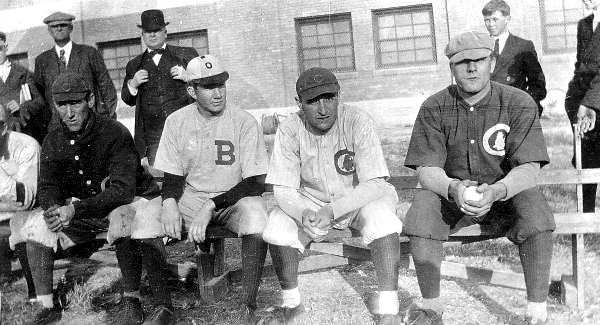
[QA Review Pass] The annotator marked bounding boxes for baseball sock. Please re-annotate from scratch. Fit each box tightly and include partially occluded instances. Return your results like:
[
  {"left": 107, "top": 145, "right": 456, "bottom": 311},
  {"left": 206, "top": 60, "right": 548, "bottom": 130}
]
[
  {"left": 140, "top": 238, "right": 172, "bottom": 307},
  {"left": 409, "top": 236, "right": 443, "bottom": 312},
  {"left": 519, "top": 231, "right": 552, "bottom": 317},
  {"left": 369, "top": 233, "right": 400, "bottom": 291},
  {"left": 114, "top": 237, "right": 142, "bottom": 294},
  {"left": 269, "top": 244, "right": 301, "bottom": 307},
  {"left": 241, "top": 234, "right": 268, "bottom": 309},
  {"left": 14, "top": 242, "right": 36, "bottom": 300},
  {"left": 26, "top": 241, "right": 55, "bottom": 308}
]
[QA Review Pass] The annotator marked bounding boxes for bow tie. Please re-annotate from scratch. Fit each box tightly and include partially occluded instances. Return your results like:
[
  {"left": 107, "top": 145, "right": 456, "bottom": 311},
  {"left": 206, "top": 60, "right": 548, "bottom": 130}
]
[{"left": 148, "top": 48, "right": 165, "bottom": 56}]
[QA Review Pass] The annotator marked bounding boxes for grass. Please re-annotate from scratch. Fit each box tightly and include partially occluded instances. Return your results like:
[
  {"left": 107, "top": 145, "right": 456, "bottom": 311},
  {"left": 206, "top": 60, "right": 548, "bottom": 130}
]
[{"left": 1, "top": 110, "right": 600, "bottom": 324}]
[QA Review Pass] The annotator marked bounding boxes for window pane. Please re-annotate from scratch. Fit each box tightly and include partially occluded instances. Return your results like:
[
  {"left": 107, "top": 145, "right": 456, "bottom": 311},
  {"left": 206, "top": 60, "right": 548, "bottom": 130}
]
[
  {"left": 116, "top": 46, "right": 129, "bottom": 57},
  {"left": 378, "top": 15, "right": 395, "bottom": 28},
  {"left": 105, "top": 58, "right": 116, "bottom": 70},
  {"left": 395, "top": 25, "right": 414, "bottom": 38},
  {"left": 394, "top": 13, "right": 411, "bottom": 26},
  {"left": 413, "top": 24, "right": 431, "bottom": 37},
  {"left": 103, "top": 48, "right": 116, "bottom": 59},
  {"left": 546, "top": 35, "right": 566, "bottom": 49},
  {"left": 297, "top": 14, "right": 354, "bottom": 72},
  {"left": 544, "top": 0, "right": 564, "bottom": 11},
  {"left": 397, "top": 39, "right": 414, "bottom": 50},
  {"left": 415, "top": 49, "right": 433, "bottom": 61},
  {"left": 398, "top": 51, "right": 416, "bottom": 63},
  {"left": 414, "top": 37, "right": 432, "bottom": 49},
  {"left": 381, "top": 52, "right": 398, "bottom": 65},
  {"left": 379, "top": 40, "right": 397, "bottom": 52},
  {"left": 412, "top": 12, "right": 430, "bottom": 25}
]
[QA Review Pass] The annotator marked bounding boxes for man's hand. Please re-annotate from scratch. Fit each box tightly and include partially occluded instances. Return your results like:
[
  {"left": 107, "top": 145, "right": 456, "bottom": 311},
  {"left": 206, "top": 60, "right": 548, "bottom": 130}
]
[
  {"left": 43, "top": 205, "right": 63, "bottom": 232},
  {"left": 448, "top": 179, "right": 478, "bottom": 216},
  {"left": 129, "top": 69, "right": 149, "bottom": 89},
  {"left": 57, "top": 204, "right": 76, "bottom": 228},
  {"left": 314, "top": 205, "right": 333, "bottom": 229},
  {"left": 459, "top": 183, "right": 505, "bottom": 217},
  {"left": 187, "top": 200, "right": 215, "bottom": 243},
  {"left": 6, "top": 100, "right": 20, "bottom": 113},
  {"left": 577, "top": 104, "right": 597, "bottom": 136},
  {"left": 160, "top": 198, "right": 182, "bottom": 240},
  {"left": 170, "top": 65, "right": 187, "bottom": 82},
  {"left": 301, "top": 208, "right": 328, "bottom": 241}
]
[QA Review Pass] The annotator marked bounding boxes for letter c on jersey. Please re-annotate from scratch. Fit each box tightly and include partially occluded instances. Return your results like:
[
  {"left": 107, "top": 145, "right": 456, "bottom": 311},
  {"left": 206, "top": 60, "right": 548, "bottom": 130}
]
[
  {"left": 334, "top": 149, "right": 355, "bottom": 175},
  {"left": 215, "top": 140, "right": 236, "bottom": 165}
]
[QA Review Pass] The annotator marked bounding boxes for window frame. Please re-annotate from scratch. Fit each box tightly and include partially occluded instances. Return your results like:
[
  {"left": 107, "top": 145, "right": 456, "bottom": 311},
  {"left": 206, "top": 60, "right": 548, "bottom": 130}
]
[
  {"left": 372, "top": 4, "right": 437, "bottom": 69},
  {"left": 539, "top": 0, "right": 584, "bottom": 54},
  {"left": 295, "top": 13, "right": 356, "bottom": 73}
]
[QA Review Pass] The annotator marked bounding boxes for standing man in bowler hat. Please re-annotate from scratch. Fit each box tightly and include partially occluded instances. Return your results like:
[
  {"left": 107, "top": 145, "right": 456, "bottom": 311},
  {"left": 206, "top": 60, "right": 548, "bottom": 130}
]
[
  {"left": 122, "top": 9, "right": 198, "bottom": 168},
  {"left": 34, "top": 11, "right": 117, "bottom": 137}
]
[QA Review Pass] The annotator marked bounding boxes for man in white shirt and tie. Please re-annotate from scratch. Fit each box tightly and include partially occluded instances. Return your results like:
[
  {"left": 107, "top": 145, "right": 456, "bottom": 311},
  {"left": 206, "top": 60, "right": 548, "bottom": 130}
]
[{"left": 483, "top": 0, "right": 547, "bottom": 116}]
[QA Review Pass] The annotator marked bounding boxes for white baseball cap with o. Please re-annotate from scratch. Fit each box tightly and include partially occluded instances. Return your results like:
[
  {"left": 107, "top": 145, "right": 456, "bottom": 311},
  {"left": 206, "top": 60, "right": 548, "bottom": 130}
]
[{"left": 186, "top": 55, "right": 229, "bottom": 86}]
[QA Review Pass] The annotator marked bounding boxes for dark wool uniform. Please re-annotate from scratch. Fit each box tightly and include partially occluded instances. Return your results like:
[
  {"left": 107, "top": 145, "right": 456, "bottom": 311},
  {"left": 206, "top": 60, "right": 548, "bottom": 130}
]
[
  {"left": 38, "top": 113, "right": 139, "bottom": 244},
  {"left": 121, "top": 45, "right": 198, "bottom": 164},
  {"left": 565, "top": 13, "right": 600, "bottom": 212},
  {"left": 404, "top": 81, "right": 555, "bottom": 244}
]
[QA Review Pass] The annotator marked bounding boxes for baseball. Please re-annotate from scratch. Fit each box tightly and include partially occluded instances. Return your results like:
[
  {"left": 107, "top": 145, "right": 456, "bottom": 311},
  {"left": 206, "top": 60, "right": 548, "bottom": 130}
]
[{"left": 463, "top": 186, "right": 483, "bottom": 201}]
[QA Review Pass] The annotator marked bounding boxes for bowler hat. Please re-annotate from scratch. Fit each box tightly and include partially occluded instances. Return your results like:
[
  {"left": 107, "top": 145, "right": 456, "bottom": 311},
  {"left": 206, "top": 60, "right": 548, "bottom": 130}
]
[
  {"left": 137, "top": 9, "right": 169, "bottom": 32},
  {"left": 296, "top": 67, "right": 340, "bottom": 101},
  {"left": 52, "top": 72, "right": 90, "bottom": 102},
  {"left": 445, "top": 31, "right": 494, "bottom": 63}
]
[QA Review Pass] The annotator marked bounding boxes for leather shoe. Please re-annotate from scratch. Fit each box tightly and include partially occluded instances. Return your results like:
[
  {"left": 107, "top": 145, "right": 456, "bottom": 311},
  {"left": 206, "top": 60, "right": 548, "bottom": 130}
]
[
  {"left": 30, "top": 304, "right": 62, "bottom": 325},
  {"left": 260, "top": 303, "right": 306, "bottom": 325},
  {"left": 403, "top": 304, "right": 443, "bottom": 325},
  {"left": 376, "top": 313, "right": 403, "bottom": 325},
  {"left": 242, "top": 304, "right": 258, "bottom": 325},
  {"left": 142, "top": 305, "right": 174, "bottom": 325}
]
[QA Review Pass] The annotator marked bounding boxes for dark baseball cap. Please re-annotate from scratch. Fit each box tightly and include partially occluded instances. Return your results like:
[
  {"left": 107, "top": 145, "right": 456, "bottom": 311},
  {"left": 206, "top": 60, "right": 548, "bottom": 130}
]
[
  {"left": 296, "top": 67, "right": 340, "bottom": 101},
  {"left": 51, "top": 73, "right": 90, "bottom": 102},
  {"left": 445, "top": 31, "right": 494, "bottom": 63}
]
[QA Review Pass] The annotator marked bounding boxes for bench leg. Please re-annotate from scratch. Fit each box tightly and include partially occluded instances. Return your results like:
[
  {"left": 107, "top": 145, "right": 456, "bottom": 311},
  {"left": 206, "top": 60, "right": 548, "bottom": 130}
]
[
  {"left": 196, "top": 240, "right": 230, "bottom": 303},
  {"left": 560, "top": 234, "right": 585, "bottom": 309}
]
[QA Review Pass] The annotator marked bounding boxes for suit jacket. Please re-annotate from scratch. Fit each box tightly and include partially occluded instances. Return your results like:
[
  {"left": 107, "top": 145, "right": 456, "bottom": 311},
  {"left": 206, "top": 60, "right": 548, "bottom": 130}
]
[
  {"left": 0, "top": 63, "right": 46, "bottom": 144},
  {"left": 491, "top": 34, "right": 547, "bottom": 114},
  {"left": 34, "top": 42, "right": 117, "bottom": 132},
  {"left": 566, "top": 14, "right": 600, "bottom": 123},
  {"left": 121, "top": 44, "right": 198, "bottom": 160}
]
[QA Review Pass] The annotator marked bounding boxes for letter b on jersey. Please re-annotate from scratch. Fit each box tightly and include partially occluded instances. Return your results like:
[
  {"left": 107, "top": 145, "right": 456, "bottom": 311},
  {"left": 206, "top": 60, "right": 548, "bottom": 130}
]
[{"left": 215, "top": 140, "right": 236, "bottom": 165}]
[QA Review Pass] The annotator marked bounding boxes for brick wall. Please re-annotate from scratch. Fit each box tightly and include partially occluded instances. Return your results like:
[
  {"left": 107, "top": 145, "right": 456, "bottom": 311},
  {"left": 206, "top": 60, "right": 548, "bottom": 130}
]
[{"left": 1, "top": 0, "right": 580, "bottom": 111}]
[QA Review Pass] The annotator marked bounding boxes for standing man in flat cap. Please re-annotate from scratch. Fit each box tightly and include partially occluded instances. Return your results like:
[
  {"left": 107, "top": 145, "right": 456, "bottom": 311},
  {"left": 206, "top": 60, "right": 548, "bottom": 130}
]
[
  {"left": 122, "top": 9, "right": 198, "bottom": 168},
  {"left": 261, "top": 67, "right": 403, "bottom": 325},
  {"left": 0, "top": 31, "right": 45, "bottom": 144},
  {"left": 482, "top": 0, "right": 547, "bottom": 116},
  {"left": 403, "top": 31, "right": 554, "bottom": 325},
  {"left": 34, "top": 11, "right": 116, "bottom": 139}
]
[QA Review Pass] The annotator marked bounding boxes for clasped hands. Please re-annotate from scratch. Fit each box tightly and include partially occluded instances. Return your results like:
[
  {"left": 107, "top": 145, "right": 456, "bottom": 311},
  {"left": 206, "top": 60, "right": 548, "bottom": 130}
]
[
  {"left": 301, "top": 205, "right": 333, "bottom": 242},
  {"left": 43, "top": 203, "right": 75, "bottom": 232},
  {"left": 160, "top": 198, "right": 215, "bottom": 243},
  {"left": 448, "top": 179, "right": 505, "bottom": 218}
]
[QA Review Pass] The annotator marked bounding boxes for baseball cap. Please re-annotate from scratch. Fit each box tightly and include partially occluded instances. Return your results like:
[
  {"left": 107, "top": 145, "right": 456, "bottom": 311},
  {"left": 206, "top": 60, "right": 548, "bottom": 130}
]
[
  {"left": 445, "top": 31, "right": 494, "bottom": 63},
  {"left": 296, "top": 67, "right": 340, "bottom": 101},
  {"left": 51, "top": 72, "right": 90, "bottom": 102},
  {"left": 43, "top": 11, "right": 75, "bottom": 26},
  {"left": 186, "top": 55, "right": 229, "bottom": 86}
]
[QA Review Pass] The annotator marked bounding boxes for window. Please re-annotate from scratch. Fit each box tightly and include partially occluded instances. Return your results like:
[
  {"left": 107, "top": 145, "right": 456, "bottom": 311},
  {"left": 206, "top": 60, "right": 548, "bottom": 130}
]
[
  {"left": 99, "top": 30, "right": 209, "bottom": 90},
  {"left": 373, "top": 5, "right": 436, "bottom": 68},
  {"left": 540, "top": 0, "right": 584, "bottom": 53},
  {"left": 296, "top": 13, "right": 355, "bottom": 72},
  {"left": 8, "top": 52, "right": 28, "bottom": 70}
]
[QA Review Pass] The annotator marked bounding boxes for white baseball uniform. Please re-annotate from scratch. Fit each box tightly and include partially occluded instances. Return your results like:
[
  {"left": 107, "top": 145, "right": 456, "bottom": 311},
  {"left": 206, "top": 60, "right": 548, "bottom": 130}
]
[{"left": 263, "top": 104, "right": 401, "bottom": 249}]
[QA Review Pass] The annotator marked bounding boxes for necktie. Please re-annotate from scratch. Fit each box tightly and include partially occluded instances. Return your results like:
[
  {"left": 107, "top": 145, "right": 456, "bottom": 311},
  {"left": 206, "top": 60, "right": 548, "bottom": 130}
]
[
  {"left": 493, "top": 39, "right": 500, "bottom": 58},
  {"left": 59, "top": 49, "right": 67, "bottom": 71},
  {"left": 149, "top": 48, "right": 165, "bottom": 56}
]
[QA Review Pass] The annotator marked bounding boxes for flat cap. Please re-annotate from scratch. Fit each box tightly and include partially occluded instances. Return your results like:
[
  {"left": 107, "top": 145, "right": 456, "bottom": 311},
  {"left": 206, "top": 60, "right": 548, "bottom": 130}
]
[
  {"left": 296, "top": 67, "right": 340, "bottom": 101},
  {"left": 445, "top": 31, "right": 494, "bottom": 63},
  {"left": 52, "top": 72, "right": 90, "bottom": 102},
  {"left": 43, "top": 11, "right": 75, "bottom": 26},
  {"left": 186, "top": 55, "right": 229, "bottom": 86}
]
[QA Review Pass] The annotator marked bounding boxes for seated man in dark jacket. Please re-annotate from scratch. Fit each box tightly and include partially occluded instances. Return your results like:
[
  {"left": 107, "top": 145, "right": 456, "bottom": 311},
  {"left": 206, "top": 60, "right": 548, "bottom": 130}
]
[{"left": 18, "top": 72, "right": 163, "bottom": 325}]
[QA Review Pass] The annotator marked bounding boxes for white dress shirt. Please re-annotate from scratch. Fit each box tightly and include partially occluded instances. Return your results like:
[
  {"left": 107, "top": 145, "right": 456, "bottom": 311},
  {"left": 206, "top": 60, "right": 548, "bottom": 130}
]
[
  {"left": 127, "top": 44, "right": 167, "bottom": 96},
  {"left": 493, "top": 31, "right": 510, "bottom": 55},
  {"left": 55, "top": 41, "right": 73, "bottom": 66},
  {"left": 0, "top": 60, "right": 11, "bottom": 83}
]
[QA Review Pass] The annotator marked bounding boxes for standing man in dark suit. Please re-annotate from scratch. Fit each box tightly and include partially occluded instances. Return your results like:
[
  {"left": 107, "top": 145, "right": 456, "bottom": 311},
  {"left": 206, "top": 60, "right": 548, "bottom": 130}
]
[
  {"left": 121, "top": 9, "right": 198, "bottom": 167},
  {"left": 483, "top": 0, "right": 547, "bottom": 116},
  {"left": 565, "top": 0, "right": 600, "bottom": 213},
  {"left": 0, "top": 31, "right": 45, "bottom": 144},
  {"left": 34, "top": 11, "right": 117, "bottom": 137}
]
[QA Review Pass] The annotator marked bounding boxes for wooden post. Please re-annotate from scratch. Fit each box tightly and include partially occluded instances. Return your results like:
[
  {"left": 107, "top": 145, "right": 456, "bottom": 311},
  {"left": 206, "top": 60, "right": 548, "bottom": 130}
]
[{"left": 572, "top": 125, "right": 585, "bottom": 310}]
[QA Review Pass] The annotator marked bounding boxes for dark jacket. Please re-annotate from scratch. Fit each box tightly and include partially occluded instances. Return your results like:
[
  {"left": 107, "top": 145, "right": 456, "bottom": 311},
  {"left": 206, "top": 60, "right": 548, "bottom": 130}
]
[
  {"left": 34, "top": 42, "right": 117, "bottom": 134},
  {"left": 0, "top": 62, "right": 46, "bottom": 144},
  {"left": 121, "top": 44, "right": 198, "bottom": 162},
  {"left": 566, "top": 14, "right": 600, "bottom": 122},
  {"left": 38, "top": 113, "right": 139, "bottom": 219},
  {"left": 491, "top": 34, "right": 547, "bottom": 115}
]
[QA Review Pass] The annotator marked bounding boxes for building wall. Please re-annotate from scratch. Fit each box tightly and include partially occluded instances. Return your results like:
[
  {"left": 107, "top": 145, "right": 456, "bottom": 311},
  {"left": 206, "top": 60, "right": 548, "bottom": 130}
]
[{"left": 0, "top": 0, "right": 581, "bottom": 110}]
